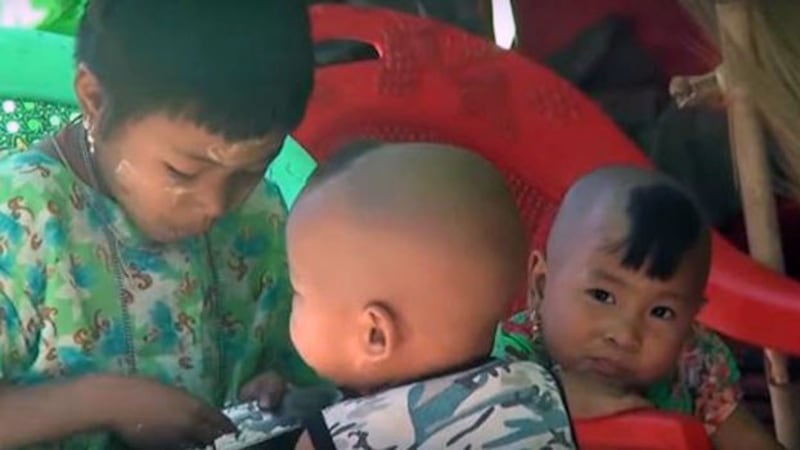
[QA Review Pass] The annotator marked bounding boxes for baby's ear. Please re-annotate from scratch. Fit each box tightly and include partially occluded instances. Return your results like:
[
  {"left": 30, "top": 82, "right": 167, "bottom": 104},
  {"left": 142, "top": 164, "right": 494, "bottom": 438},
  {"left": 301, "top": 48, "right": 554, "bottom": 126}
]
[
  {"left": 527, "top": 250, "right": 548, "bottom": 310},
  {"left": 357, "top": 301, "right": 398, "bottom": 364}
]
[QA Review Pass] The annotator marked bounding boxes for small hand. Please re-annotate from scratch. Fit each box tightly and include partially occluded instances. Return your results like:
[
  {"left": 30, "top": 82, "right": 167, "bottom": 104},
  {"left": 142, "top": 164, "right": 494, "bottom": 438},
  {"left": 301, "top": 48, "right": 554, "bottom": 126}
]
[
  {"left": 101, "top": 375, "right": 236, "bottom": 449},
  {"left": 239, "top": 371, "right": 287, "bottom": 411}
]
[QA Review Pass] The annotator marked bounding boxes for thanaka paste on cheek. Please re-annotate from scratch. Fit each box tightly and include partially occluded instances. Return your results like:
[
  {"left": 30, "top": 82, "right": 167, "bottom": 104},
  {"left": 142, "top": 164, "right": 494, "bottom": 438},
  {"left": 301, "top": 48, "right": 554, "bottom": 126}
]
[{"left": 114, "top": 159, "right": 195, "bottom": 208}]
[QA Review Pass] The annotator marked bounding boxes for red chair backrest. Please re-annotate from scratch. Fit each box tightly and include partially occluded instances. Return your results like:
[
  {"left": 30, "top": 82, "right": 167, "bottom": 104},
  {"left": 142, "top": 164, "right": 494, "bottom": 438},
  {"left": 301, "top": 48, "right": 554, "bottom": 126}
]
[
  {"left": 300, "top": 4, "right": 651, "bottom": 261},
  {"left": 297, "top": 4, "right": 800, "bottom": 356}
]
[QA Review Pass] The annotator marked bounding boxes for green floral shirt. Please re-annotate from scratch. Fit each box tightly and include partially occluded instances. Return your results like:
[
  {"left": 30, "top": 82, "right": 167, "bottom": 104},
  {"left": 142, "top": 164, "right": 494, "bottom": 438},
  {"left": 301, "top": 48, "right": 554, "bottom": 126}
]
[{"left": 0, "top": 147, "right": 316, "bottom": 449}]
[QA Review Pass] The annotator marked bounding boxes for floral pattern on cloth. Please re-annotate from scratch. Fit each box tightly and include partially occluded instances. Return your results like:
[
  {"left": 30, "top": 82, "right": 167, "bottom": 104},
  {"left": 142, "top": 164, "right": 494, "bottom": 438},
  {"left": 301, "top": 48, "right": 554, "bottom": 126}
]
[
  {"left": 0, "top": 98, "right": 79, "bottom": 150},
  {"left": 493, "top": 310, "right": 742, "bottom": 434},
  {"left": 313, "top": 359, "right": 576, "bottom": 449},
  {"left": 0, "top": 147, "right": 317, "bottom": 450}
]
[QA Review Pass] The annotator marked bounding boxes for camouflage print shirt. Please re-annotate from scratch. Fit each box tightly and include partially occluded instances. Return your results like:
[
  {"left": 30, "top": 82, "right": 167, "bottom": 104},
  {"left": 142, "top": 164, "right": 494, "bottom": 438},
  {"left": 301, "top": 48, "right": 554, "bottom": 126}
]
[{"left": 304, "top": 358, "right": 576, "bottom": 449}]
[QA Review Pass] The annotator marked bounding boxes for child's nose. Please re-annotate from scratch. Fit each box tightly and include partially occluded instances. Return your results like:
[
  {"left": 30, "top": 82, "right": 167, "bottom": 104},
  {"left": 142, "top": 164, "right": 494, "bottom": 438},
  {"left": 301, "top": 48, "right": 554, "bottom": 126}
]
[
  {"left": 603, "top": 320, "right": 643, "bottom": 353},
  {"left": 199, "top": 184, "right": 229, "bottom": 221}
]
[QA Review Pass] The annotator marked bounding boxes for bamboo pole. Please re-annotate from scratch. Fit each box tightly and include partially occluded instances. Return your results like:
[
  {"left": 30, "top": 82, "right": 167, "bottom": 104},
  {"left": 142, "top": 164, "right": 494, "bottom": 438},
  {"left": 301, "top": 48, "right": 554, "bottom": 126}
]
[{"left": 714, "top": 1, "right": 798, "bottom": 447}]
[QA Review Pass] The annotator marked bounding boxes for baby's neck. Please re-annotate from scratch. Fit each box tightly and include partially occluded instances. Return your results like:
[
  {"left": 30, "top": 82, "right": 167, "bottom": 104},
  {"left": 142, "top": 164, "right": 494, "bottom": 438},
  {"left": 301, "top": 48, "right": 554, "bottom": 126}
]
[{"left": 348, "top": 353, "right": 495, "bottom": 398}]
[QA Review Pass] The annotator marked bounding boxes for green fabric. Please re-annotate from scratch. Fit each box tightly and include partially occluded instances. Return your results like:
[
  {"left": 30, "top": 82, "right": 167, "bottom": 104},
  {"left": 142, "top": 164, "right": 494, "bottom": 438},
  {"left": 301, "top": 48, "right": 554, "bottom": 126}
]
[
  {"left": 29, "top": 0, "right": 85, "bottom": 35},
  {"left": 0, "top": 98, "right": 79, "bottom": 150},
  {"left": 0, "top": 147, "right": 317, "bottom": 449}
]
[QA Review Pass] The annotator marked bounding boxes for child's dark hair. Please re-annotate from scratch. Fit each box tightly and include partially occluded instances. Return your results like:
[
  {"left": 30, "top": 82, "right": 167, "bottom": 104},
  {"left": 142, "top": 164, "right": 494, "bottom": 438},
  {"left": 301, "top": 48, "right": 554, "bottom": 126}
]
[
  {"left": 76, "top": 0, "right": 314, "bottom": 141},
  {"left": 614, "top": 183, "right": 709, "bottom": 280}
]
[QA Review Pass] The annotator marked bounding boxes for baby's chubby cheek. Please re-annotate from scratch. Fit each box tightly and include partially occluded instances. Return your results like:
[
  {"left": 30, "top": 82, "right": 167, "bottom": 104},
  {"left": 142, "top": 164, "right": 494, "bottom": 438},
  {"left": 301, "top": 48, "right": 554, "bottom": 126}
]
[{"left": 635, "top": 344, "right": 683, "bottom": 382}]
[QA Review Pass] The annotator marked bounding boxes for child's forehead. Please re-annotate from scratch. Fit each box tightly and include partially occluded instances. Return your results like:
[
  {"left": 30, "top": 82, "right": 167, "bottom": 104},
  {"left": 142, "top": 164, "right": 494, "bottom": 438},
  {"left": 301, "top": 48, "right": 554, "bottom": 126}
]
[
  {"left": 559, "top": 218, "right": 627, "bottom": 259},
  {"left": 576, "top": 246, "right": 706, "bottom": 295}
]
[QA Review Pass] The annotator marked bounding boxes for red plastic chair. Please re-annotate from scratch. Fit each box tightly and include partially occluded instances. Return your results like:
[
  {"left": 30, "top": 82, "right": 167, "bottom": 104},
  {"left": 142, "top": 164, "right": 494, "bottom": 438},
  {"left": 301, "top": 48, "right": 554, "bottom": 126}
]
[
  {"left": 574, "top": 411, "right": 711, "bottom": 450},
  {"left": 296, "top": 4, "right": 800, "bottom": 448},
  {"left": 298, "top": 3, "right": 800, "bottom": 356}
]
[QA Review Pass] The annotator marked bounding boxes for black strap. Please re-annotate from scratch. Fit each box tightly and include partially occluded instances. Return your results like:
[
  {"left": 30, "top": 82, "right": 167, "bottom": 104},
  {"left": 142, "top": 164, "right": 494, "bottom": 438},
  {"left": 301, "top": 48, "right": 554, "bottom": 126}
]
[{"left": 304, "top": 411, "right": 336, "bottom": 450}]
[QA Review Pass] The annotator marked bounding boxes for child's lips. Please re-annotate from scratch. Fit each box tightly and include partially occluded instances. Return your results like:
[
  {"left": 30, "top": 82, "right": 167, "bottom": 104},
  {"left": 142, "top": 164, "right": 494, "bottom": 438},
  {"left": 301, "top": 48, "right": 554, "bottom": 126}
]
[{"left": 585, "top": 357, "right": 627, "bottom": 378}]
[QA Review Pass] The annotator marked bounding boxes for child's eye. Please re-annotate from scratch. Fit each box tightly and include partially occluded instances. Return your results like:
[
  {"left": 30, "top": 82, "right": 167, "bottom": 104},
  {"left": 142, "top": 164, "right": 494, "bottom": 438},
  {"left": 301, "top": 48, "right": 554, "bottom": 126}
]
[
  {"left": 650, "top": 306, "right": 676, "bottom": 320},
  {"left": 586, "top": 288, "right": 614, "bottom": 304},
  {"left": 165, "top": 164, "right": 197, "bottom": 181}
]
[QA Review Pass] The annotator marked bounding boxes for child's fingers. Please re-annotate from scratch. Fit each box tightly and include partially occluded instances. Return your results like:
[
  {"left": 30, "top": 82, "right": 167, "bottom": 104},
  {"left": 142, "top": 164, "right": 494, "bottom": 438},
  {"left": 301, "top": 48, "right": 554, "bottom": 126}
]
[
  {"left": 257, "top": 377, "right": 287, "bottom": 410},
  {"left": 238, "top": 380, "right": 259, "bottom": 402},
  {"left": 239, "top": 372, "right": 287, "bottom": 409}
]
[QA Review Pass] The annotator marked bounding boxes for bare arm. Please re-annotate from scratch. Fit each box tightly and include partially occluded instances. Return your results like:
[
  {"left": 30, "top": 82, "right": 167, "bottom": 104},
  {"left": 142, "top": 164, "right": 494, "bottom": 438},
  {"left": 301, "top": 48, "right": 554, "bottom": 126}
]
[
  {"left": 0, "top": 373, "right": 236, "bottom": 449},
  {"left": 712, "top": 405, "right": 784, "bottom": 450},
  {"left": 295, "top": 431, "right": 315, "bottom": 450},
  {"left": 0, "top": 375, "right": 114, "bottom": 448}
]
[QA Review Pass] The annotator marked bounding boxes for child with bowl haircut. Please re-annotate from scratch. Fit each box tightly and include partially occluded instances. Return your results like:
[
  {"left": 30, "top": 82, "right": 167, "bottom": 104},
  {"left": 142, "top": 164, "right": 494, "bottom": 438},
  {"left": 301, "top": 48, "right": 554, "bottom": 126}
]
[{"left": 496, "top": 166, "right": 782, "bottom": 450}]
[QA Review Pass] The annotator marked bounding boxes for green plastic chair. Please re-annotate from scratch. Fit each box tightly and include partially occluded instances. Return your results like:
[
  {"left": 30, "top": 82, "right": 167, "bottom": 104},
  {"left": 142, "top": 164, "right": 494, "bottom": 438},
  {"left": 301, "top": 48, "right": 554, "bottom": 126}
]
[{"left": 0, "top": 27, "right": 317, "bottom": 207}]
